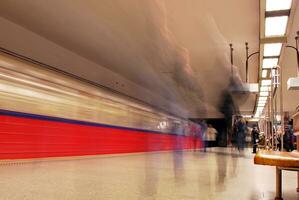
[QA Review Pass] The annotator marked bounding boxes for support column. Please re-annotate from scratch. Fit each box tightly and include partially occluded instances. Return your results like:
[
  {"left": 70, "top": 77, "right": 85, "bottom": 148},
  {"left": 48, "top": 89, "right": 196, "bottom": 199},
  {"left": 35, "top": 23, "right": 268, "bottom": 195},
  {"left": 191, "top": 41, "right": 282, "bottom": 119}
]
[{"left": 275, "top": 167, "right": 283, "bottom": 200}]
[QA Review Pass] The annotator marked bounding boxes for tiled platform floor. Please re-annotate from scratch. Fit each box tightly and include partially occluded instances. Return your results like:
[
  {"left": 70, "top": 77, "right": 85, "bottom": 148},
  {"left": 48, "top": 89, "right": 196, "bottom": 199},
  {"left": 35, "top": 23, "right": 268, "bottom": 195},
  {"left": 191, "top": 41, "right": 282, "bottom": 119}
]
[{"left": 0, "top": 148, "right": 299, "bottom": 200}]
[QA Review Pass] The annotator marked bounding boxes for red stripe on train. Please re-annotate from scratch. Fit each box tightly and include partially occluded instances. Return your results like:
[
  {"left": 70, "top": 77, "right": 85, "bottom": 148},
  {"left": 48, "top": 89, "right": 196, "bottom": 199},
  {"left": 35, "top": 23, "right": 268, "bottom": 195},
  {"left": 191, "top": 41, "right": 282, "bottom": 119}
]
[{"left": 0, "top": 115, "right": 202, "bottom": 159}]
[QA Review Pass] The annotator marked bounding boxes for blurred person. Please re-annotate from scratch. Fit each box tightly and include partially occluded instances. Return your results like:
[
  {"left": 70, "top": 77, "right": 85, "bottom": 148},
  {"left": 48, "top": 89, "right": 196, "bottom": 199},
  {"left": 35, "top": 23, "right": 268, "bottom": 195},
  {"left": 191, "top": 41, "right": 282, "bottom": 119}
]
[
  {"left": 141, "top": 153, "right": 159, "bottom": 199},
  {"left": 283, "top": 124, "right": 294, "bottom": 152},
  {"left": 245, "top": 122, "right": 252, "bottom": 147},
  {"left": 236, "top": 117, "right": 246, "bottom": 151},
  {"left": 173, "top": 124, "right": 185, "bottom": 184},
  {"left": 192, "top": 123, "right": 203, "bottom": 151},
  {"left": 231, "top": 117, "right": 239, "bottom": 150},
  {"left": 251, "top": 125, "right": 259, "bottom": 153},
  {"left": 191, "top": 123, "right": 198, "bottom": 151},
  {"left": 206, "top": 124, "right": 218, "bottom": 149},
  {"left": 258, "top": 132, "right": 266, "bottom": 147},
  {"left": 198, "top": 121, "right": 208, "bottom": 152}
]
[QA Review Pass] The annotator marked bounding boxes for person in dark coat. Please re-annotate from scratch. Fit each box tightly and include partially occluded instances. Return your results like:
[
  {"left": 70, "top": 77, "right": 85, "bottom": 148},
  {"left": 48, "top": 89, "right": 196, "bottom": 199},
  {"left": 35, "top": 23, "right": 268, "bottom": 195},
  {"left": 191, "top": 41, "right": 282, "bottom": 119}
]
[
  {"left": 236, "top": 117, "right": 246, "bottom": 151},
  {"left": 251, "top": 125, "right": 259, "bottom": 153},
  {"left": 283, "top": 125, "right": 294, "bottom": 152}
]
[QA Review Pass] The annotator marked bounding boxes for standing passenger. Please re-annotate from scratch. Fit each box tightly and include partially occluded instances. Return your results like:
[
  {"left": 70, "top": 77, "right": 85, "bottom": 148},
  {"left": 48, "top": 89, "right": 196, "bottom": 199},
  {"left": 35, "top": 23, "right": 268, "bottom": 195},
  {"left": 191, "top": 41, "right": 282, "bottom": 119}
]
[
  {"left": 251, "top": 125, "right": 259, "bottom": 153},
  {"left": 191, "top": 124, "right": 198, "bottom": 151},
  {"left": 236, "top": 117, "right": 246, "bottom": 151},
  {"left": 206, "top": 124, "right": 218, "bottom": 148}
]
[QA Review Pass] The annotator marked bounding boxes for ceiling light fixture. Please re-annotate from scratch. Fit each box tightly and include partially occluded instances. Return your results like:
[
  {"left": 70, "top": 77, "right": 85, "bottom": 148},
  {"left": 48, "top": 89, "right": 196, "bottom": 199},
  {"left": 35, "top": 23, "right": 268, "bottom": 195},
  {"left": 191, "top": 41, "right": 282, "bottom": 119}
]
[
  {"left": 265, "top": 16, "right": 288, "bottom": 36},
  {"left": 264, "top": 43, "right": 282, "bottom": 56},
  {"left": 259, "top": 96, "right": 268, "bottom": 101},
  {"left": 260, "top": 91, "right": 269, "bottom": 96},
  {"left": 260, "top": 86, "right": 270, "bottom": 92},
  {"left": 263, "top": 58, "right": 279, "bottom": 69},
  {"left": 258, "top": 98, "right": 267, "bottom": 102},
  {"left": 262, "top": 70, "right": 268, "bottom": 78},
  {"left": 261, "top": 79, "right": 271, "bottom": 86},
  {"left": 266, "top": 0, "right": 292, "bottom": 11}
]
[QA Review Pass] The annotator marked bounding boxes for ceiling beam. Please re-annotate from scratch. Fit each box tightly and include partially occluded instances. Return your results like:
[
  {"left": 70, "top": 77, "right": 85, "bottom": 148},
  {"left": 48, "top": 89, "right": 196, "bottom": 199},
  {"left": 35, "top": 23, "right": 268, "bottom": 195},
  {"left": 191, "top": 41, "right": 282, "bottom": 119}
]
[
  {"left": 265, "top": 10, "right": 291, "bottom": 17},
  {"left": 260, "top": 36, "right": 287, "bottom": 44}
]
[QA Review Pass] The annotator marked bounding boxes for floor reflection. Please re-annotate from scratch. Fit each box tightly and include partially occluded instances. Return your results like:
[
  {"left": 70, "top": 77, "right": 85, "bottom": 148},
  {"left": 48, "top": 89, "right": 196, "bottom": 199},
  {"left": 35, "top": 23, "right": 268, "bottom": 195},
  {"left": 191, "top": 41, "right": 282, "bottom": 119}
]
[
  {"left": 216, "top": 150, "right": 227, "bottom": 191},
  {"left": 139, "top": 154, "right": 159, "bottom": 200},
  {"left": 173, "top": 150, "right": 185, "bottom": 184},
  {"left": 1, "top": 148, "right": 298, "bottom": 200}
]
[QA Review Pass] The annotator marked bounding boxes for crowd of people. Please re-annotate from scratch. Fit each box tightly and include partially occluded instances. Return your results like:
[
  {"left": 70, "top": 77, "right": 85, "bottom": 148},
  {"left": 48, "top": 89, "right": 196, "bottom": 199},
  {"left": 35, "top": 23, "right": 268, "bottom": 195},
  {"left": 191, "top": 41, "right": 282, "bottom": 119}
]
[
  {"left": 232, "top": 116, "right": 296, "bottom": 153},
  {"left": 190, "top": 120, "right": 218, "bottom": 151},
  {"left": 191, "top": 117, "right": 296, "bottom": 153},
  {"left": 232, "top": 116, "right": 261, "bottom": 153}
]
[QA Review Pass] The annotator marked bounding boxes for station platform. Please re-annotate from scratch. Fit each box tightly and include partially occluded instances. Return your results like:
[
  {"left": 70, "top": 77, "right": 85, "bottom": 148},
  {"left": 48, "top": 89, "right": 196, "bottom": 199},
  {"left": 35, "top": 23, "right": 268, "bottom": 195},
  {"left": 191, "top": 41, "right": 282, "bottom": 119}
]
[{"left": 0, "top": 148, "right": 298, "bottom": 200}]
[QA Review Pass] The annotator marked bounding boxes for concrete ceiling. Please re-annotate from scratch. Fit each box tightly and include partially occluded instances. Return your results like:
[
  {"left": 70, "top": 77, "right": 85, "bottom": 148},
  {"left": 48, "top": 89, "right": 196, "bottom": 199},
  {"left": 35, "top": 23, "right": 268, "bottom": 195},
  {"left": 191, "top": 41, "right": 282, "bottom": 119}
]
[{"left": 0, "top": 0, "right": 260, "bottom": 118}]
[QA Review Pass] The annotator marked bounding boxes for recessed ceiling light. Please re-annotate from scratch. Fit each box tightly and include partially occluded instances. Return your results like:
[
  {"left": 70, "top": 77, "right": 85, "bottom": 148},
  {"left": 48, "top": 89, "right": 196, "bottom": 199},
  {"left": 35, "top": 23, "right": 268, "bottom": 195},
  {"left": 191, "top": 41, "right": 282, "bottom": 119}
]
[
  {"left": 265, "top": 16, "right": 288, "bottom": 36},
  {"left": 263, "top": 58, "right": 279, "bottom": 69},
  {"left": 260, "top": 91, "right": 269, "bottom": 96},
  {"left": 256, "top": 108, "right": 264, "bottom": 112},
  {"left": 258, "top": 104, "right": 266, "bottom": 108},
  {"left": 261, "top": 79, "right": 271, "bottom": 86},
  {"left": 260, "top": 86, "right": 270, "bottom": 92},
  {"left": 258, "top": 98, "right": 267, "bottom": 102},
  {"left": 258, "top": 102, "right": 267, "bottom": 106},
  {"left": 266, "top": 0, "right": 292, "bottom": 11},
  {"left": 262, "top": 70, "right": 268, "bottom": 78},
  {"left": 264, "top": 43, "right": 282, "bottom": 56},
  {"left": 258, "top": 101, "right": 266, "bottom": 105},
  {"left": 259, "top": 96, "right": 268, "bottom": 101}
]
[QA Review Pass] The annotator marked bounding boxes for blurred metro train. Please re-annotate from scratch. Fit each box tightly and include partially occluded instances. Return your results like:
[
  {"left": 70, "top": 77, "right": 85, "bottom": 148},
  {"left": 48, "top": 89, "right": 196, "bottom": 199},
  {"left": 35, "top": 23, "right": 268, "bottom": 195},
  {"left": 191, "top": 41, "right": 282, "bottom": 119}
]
[{"left": 0, "top": 51, "right": 202, "bottom": 159}]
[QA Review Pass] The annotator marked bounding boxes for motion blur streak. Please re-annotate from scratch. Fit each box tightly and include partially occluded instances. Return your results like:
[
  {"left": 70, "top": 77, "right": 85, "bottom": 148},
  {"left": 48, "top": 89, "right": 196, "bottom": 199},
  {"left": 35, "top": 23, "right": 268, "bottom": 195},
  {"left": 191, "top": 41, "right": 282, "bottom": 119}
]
[{"left": 0, "top": 53, "right": 203, "bottom": 159}]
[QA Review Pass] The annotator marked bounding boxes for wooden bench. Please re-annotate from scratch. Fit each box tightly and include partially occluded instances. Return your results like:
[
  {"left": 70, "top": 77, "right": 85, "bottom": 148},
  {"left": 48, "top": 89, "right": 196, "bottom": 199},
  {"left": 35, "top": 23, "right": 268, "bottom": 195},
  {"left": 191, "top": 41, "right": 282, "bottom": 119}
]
[{"left": 254, "top": 150, "right": 299, "bottom": 200}]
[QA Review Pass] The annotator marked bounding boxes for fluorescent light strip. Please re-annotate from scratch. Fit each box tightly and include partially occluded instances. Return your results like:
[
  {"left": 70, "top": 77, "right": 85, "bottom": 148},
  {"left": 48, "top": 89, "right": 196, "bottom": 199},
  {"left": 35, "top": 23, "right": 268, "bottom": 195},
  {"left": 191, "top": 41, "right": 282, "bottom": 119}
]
[
  {"left": 262, "top": 70, "right": 268, "bottom": 78},
  {"left": 264, "top": 43, "right": 282, "bottom": 56},
  {"left": 258, "top": 101, "right": 267, "bottom": 104},
  {"left": 260, "top": 91, "right": 269, "bottom": 96},
  {"left": 263, "top": 58, "right": 279, "bottom": 69},
  {"left": 260, "top": 86, "right": 270, "bottom": 92},
  {"left": 265, "top": 16, "right": 288, "bottom": 36},
  {"left": 266, "top": 0, "right": 292, "bottom": 11},
  {"left": 258, "top": 105, "right": 267, "bottom": 108},
  {"left": 258, "top": 101, "right": 267, "bottom": 105},
  {"left": 261, "top": 79, "right": 271, "bottom": 86},
  {"left": 259, "top": 96, "right": 268, "bottom": 101}
]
